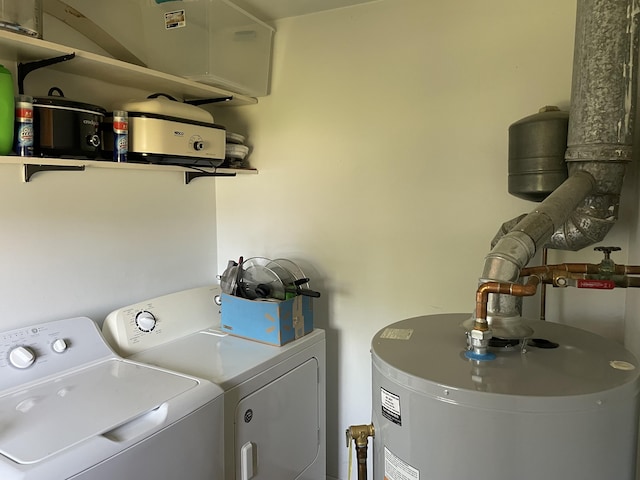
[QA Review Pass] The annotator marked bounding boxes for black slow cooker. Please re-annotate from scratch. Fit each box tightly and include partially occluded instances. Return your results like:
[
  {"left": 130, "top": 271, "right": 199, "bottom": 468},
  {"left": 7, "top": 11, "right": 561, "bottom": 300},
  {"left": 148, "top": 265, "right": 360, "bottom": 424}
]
[{"left": 33, "top": 87, "right": 107, "bottom": 159}]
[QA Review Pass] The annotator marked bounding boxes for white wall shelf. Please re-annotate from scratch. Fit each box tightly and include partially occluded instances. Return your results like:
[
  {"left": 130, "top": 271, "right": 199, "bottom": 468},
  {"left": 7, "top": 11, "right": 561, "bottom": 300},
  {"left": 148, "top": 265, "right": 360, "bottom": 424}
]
[
  {"left": 0, "top": 157, "right": 258, "bottom": 184},
  {"left": 0, "top": 31, "right": 258, "bottom": 184},
  {"left": 0, "top": 30, "right": 257, "bottom": 106}
]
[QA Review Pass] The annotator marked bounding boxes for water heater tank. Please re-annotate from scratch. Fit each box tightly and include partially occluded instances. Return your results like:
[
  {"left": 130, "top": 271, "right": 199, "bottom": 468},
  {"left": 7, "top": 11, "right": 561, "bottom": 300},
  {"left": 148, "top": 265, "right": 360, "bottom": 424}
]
[{"left": 371, "top": 314, "right": 640, "bottom": 480}]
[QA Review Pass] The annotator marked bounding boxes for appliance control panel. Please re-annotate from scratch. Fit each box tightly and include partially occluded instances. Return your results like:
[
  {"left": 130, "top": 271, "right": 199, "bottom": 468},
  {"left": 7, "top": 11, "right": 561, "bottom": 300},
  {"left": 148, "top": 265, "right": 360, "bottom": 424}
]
[
  {"left": 0, "top": 317, "right": 114, "bottom": 392},
  {"left": 129, "top": 117, "right": 226, "bottom": 159},
  {"left": 102, "top": 285, "right": 223, "bottom": 356}
]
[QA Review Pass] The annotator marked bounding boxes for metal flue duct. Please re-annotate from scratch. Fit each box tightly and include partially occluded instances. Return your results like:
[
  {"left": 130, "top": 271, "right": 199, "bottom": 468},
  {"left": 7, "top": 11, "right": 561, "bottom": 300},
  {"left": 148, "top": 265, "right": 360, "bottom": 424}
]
[
  {"left": 483, "top": 0, "right": 639, "bottom": 290},
  {"left": 550, "top": 0, "right": 638, "bottom": 250}
]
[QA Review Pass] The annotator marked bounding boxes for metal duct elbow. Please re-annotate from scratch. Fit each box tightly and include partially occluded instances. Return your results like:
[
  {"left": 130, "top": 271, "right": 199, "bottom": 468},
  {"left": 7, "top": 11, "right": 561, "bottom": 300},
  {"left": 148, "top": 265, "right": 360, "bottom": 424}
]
[
  {"left": 483, "top": 171, "right": 596, "bottom": 283},
  {"left": 548, "top": 0, "right": 638, "bottom": 250},
  {"left": 483, "top": 0, "right": 639, "bottom": 284},
  {"left": 532, "top": 164, "right": 625, "bottom": 252}
]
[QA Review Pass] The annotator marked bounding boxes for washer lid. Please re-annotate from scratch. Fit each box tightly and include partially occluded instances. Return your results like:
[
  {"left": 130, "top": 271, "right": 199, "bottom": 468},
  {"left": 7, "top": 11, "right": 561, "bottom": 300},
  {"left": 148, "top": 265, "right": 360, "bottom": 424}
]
[{"left": 0, "top": 359, "right": 197, "bottom": 464}]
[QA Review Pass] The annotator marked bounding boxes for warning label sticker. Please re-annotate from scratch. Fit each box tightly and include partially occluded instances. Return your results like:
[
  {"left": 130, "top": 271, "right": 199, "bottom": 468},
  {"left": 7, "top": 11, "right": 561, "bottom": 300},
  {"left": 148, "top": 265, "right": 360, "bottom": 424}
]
[
  {"left": 384, "top": 446, "right": 419, "bottom": 480},
  {"left": 164, "top": 10, "right": 186, "bottom": 29},
  {"left": 380, "top": 328, "right": 413, "bottom": 340},
  {"left": 381, "top": 388, "right": 401, "bottom": 426}
]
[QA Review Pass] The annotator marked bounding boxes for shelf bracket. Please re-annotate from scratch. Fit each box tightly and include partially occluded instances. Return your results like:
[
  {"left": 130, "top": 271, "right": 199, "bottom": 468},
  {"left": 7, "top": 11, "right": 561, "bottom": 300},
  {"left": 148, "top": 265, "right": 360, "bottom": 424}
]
[
  {"left": 184, "top": 96, "right": 233, "bottom": 106},
  {"left": 184, "top": 170, "right": 236, "bottom": 184},
  {"left": 23, "top": 163, "right": 85, "bottom": 182},
  {"left": 18, "top": 53, "right": 76, "bottom": 94}
]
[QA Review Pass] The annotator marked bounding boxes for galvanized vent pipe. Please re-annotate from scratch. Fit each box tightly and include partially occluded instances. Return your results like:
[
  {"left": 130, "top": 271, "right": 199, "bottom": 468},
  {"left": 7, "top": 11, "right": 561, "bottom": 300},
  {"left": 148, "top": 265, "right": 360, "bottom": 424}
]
[
  {"left": 482, "top": 0, "right": 639, "bottom": 286},
  {"left": 551, "top": 0, "right": 638, "bottom": 250}
]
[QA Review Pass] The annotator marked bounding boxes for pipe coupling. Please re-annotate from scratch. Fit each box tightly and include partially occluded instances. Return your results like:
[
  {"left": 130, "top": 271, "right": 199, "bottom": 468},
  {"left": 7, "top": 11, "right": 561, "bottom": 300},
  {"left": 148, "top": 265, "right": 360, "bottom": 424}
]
[
  {"left": 482, "top": 231, "right": 536, "bottom": 282},
  {"left": 468, "top": 327, "right": 492, "bottom": 356}
]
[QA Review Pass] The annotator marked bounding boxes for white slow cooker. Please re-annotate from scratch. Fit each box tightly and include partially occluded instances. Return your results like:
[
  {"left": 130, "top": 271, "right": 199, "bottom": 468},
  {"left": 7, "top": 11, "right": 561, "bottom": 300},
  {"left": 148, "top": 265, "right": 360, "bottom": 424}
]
[{"left": 113, "top": 95, "right": 226, "bottom": 167}]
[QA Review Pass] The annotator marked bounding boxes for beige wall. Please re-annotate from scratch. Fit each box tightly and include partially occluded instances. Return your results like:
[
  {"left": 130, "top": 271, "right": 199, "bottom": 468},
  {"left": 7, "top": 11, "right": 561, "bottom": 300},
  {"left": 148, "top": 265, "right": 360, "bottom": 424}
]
[
  {"left": 213, "top": 0, "right": 638, "bottom": 477},
  {"left": 0, "top": 161, "right": 219, "bottom": 330},
  {"left": 0, "top": 17, "right": 221, "bottom": 330},
  {"left": 1, "top": 1, "right": 638, "bottom": 479}
]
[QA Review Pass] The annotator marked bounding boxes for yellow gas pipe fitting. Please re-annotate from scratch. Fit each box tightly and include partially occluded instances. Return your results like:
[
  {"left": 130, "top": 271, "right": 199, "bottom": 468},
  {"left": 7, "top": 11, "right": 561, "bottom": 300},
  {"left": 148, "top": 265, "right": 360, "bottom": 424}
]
[{"left": 346, "top": 423, "right": 375, "bottom": 480}]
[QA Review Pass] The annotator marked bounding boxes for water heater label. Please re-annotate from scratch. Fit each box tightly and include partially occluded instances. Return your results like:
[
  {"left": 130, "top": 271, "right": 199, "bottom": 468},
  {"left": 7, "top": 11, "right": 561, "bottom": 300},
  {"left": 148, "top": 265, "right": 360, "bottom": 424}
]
[
  {"left": 380, "top": 328, "right": 413, "bottom": 340},
  {"left": 384, "top": 446, "right": 419, "bottom": 480},
  {"left": 381, "top": 388, "right": 402, "bottom": 425}
]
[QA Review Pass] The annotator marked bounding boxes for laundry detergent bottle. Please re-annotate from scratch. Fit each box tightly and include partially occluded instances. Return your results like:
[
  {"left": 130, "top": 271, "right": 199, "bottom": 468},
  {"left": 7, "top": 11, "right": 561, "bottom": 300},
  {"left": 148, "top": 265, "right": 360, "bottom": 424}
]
[{"left": 0, "top": 64, "right": 14, "bottom": 155}]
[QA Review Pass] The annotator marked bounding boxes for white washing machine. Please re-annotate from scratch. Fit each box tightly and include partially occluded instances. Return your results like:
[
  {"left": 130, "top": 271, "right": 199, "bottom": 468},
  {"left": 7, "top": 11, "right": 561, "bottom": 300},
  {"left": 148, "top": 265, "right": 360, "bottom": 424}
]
[
  {"left": 0, "top": 316, "right": 224, "bottom": 480},
  {"left": 102, "top": 285, "right": 326, "bottom": 480}
]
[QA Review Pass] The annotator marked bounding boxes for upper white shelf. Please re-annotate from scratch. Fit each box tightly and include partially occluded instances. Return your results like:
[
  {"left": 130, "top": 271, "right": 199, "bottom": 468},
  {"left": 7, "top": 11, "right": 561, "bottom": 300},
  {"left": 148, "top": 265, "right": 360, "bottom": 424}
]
[
  {"left": 0, "top": 30, "right": 257, "bottom": 106},
  {"left": 0, "top": 156, "right": 258, "bottom": 184}
]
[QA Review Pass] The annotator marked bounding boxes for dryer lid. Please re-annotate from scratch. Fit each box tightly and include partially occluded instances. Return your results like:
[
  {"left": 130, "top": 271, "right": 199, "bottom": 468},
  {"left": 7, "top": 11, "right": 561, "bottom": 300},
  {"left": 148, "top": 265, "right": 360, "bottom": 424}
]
[{"left": 0, "top": 359, "right": 197, "bottom": 464}]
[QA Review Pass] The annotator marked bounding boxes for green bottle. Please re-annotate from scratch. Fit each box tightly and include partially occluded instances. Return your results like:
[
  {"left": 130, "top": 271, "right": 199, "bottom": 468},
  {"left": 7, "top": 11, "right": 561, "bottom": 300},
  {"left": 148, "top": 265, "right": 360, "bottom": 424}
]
[{"left": 0, "top": 65, "right": 14, "bottom": 156}]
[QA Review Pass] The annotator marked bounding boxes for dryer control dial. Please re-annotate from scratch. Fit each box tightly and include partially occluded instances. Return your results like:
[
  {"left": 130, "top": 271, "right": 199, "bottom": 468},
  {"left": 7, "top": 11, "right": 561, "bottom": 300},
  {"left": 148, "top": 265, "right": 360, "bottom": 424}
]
[
  {"left": 52, "top": 338, "right": 68, "bottom": 353},
  {"left": 135, "top": 311, "right": 157, "bottom": 332},
  {"left": 9, "top": 346, "right": 36, "bottom": 369}
]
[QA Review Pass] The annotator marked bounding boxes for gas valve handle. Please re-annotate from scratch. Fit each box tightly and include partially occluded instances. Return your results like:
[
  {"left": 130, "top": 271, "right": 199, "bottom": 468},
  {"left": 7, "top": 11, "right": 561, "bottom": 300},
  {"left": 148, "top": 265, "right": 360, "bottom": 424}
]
[{"left": 595, "top": 246, "right": 621, "bottom": 259}]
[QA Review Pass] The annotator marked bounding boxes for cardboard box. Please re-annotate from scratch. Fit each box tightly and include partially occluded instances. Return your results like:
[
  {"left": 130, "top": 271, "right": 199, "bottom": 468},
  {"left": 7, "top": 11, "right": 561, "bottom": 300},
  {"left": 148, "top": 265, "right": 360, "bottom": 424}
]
[{"left": 220, "top": 293, "right": 313, "bottom": 346}]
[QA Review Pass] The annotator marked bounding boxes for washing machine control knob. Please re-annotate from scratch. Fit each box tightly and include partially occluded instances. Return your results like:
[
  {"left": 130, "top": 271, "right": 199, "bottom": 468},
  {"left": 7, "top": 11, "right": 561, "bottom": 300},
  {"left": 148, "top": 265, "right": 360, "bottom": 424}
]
[
  {"left": 9, "top": 346, "right": 36, "bottom": 369},
  {"left": 52, "top": 338, "right": 68, "bottom": 353},
  {"left": 135, "top": 311, "right": 157, "bottom": 333}
]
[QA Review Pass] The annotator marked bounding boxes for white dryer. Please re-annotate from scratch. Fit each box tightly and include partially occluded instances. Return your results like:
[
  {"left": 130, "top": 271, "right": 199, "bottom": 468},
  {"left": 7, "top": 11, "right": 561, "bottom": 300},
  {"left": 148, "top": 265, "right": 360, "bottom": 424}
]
[
  {"left": 0, "top": 316, "right": 224, "bottom": 479},
  {"left": 102, "top": 285, "right": 326, "bottom": 480}
]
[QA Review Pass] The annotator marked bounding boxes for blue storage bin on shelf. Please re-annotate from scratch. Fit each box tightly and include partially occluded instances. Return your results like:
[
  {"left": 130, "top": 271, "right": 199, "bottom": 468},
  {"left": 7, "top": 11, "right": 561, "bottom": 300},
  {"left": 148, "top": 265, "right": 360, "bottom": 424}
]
[{"left": 220, "top": 293, "right": 313, "bottom": 346}]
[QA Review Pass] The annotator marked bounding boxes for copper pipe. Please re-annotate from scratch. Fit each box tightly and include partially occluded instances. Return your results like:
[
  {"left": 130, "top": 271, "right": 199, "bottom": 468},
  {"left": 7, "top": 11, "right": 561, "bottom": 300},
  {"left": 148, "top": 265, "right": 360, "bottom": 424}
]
[
  {"left": 521, "top": 263, "right": 640, "bottom": 276},
  {"left": 346, "top": 424, "right": 375, "bottom": 480},
  {"left": 475, "top": 276, "right": 541, "bottom": 326},
  {"left": 620, "top": 266, "right": 640, "bottom": 275},
  {"left": 356, "top": 445, "right": 368, "bottom": 480},
  {"left": 476, "top": 261, "right": 640, "bottom": 326},
  {"left": 521, "top": 264, "right": 595, "bottom": 276},
  {"left": 562, "top": 273, "right": 640, "bottom": 288}
]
